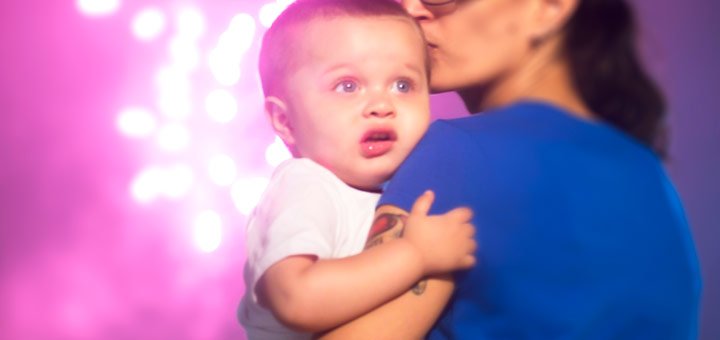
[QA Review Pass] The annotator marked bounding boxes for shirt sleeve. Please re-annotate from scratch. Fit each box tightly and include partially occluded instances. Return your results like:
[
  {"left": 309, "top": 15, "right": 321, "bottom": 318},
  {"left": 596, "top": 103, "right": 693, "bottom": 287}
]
[
  {"left": 248, "top": 160, "right": 342, "bottom": 296},
  {"left": 379, "top": 120, "right": 478, "bottom": 215}
]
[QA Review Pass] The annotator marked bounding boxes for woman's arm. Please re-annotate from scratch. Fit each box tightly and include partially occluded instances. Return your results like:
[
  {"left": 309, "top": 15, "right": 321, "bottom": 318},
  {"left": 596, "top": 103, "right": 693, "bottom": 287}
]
[
  {"left": 257, "top": 192, "right": 474, "bottom": 333},
  {"left": 316, "top": 204, "right": 457, "bottom": 339}
]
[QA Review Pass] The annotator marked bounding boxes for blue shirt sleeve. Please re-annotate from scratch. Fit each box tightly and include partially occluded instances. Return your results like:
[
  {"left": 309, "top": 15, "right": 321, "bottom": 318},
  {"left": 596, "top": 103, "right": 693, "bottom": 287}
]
[{"left": 379, "top": 120, "right": 480, "bottom": 215}]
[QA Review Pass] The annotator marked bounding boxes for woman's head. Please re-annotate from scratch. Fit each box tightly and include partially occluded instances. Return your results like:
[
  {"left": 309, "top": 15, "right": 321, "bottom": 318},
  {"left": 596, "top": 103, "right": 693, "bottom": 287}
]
[
  {"left": 402, "top": 0, "right": 579, "bottom": 95},
  {"left": 402, "top": 0, "right": 667, "bottom": 155}
]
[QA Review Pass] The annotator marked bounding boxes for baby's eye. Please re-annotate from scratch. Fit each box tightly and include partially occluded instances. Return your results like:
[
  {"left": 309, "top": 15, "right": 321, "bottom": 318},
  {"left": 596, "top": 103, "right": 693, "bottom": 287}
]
[
  {"left": 392, "top": 79, "right": 413, "bottom": 93},
  {"left": 334, "top": 80, "right": 358, "bottom": 93}
]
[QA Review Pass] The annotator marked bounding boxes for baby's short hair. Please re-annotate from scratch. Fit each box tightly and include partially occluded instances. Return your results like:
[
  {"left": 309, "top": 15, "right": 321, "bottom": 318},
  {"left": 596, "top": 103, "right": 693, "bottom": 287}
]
[{"left": 258, "top": 0, "right": 425, "bottom": 98}]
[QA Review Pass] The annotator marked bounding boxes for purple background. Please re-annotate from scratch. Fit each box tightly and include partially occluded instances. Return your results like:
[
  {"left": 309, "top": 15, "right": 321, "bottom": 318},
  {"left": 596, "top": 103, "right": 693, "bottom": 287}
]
[{"left": 0, "top": 0, "right": 717, "bottom": 339}]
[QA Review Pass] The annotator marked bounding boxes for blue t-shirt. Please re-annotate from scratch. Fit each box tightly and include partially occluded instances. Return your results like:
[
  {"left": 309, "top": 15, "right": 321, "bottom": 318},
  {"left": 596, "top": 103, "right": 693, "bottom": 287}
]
[{"left": 379, "top": 101, "right": 701, "bottom": 339}]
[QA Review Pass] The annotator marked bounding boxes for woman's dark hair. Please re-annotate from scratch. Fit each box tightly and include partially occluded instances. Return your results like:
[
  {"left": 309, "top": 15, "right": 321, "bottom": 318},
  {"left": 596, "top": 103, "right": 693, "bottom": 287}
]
[{"left": 565, "top": 0, "right": 667, "bottom": 156}]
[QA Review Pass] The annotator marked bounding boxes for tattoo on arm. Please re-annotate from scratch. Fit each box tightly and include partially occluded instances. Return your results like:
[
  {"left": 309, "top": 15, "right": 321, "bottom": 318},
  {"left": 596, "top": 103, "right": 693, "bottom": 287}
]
[{"left": 365, "top": 212, "right": 427, "bottom": 295}]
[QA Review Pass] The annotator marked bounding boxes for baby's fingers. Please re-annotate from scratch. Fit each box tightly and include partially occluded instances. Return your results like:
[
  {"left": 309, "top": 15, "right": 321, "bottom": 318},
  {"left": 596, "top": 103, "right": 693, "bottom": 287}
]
[
  {"left": 445, "top": 206, "right": 474, "bottom": 222},
  {"left": 460, "top": 254, "right": 477, "bottom": 268},
  {"left": 410, "top": 190, "right": 435, "bottom": 217}
]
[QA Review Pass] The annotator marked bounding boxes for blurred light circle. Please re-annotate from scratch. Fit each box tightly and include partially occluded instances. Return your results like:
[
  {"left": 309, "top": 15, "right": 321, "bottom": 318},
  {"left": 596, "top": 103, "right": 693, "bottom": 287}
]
[
  {"left": 77, "top": 0, "right": 120, "bottom": 17},
  {"left": 193, "top": 210, "right": 223, "bottom": 253},
  {"left": 265, "top": 137, "right": 291, "bottom": 167},
  {"left": 231, "top": 177, "right": 270, "bottom": 216},
  {"left": 157, "top": 92, "right": 192, "bottom": 119},
  {"left": 116, "top": 107, "right": 157, "bottom": 138},
  {"left": 207, "top": 13, "right": 255, "bottom": 86},
  {"left": 226, "top": 13, "right": 256, "bottom": 55},
  {"left": 132, "top": 7, "right": 166, "bottom": 41},
  {"left": 169, "top": 36, "right": 200, "bottom": 71},
  {"left": 130, "top": 167, "right": 163, "bottom": 203},
  {"left": 157, "top": 124, "right": 190, "bottom": 152},
  {"left": 259, "top": 1, "right": 295, "bottom": 28},
  {"left": 155, "top": 66, "right": 191, "bottom": 95},
  {"left": 176, "top": 7, "right": 206, "bottom": 40},
  {"left": 162, "top": 164, "right": 195, "bottom": 199},
  {"left": 205, "top": 89, "right": 238, "bottom": 123},
  {"left": 208, "top": 49, "right": 242, "bottom": 86},
  {"left": 208, "top": 154, "right": 238, "bottom": 187}
]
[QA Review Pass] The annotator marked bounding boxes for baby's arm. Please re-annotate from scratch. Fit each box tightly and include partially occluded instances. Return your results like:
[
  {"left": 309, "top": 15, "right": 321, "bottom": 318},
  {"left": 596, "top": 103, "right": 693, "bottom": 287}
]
[
  {"left": 317, "top": 200, "right": 468, "bottom": 339},
  {"left": 256, "top": 191, "right": 475, "bottom": 333}
]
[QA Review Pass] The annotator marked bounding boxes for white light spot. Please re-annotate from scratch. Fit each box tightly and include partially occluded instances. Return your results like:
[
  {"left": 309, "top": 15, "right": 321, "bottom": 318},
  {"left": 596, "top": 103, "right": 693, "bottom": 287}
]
[
  {"left": 132, "top": 7, "right": 166, "bottom": 41},
  {"left": 156, "top": 124, "right": 190, "bottom": 152},
  {"left": 116, "top": 107, "right": 157, "bottom": 138},
  {"left": 208, "top": 154, "right": 238, "bottom": 187},
  {"left": 208, "top": 13, "right": 255, "bottom": 86},
  {"left": 169, "top": 36, "right": 200, "bottom": 71},
  {"left": 162, "top": 164, "right": 195, "bottom": 199},
  {"left": 231, "top": 177, "right": 270, "bottom": 216},
  {"left": 205, "top": 89, "right": 238, "bottom": 123},
  {"left": 77, "top": 0, "right": 120, "bottom": 17},
  {"left": 265, "top": 137, "right": 291, "bottom": 167},
  {"left": 130, "top": 167, "right": 163, "bottom": 204},
  {"left": 157, "top": 93, "right": 192, "bottom": 119},
  {"left": 155, "top": 67, "right": 193, "bottom": 118},
  {"left": 155, "top": 66, "right": 191, "bottom": 96},
  {"left": 259, "top": 1, "right": 294, "bottom": 28},
  {"left": 208, "top": 49, "right": 242, "bottom": 86},
  {"left": 193, "top": 210, "right": 223, "bottom": 253},
  {"left": 224, "top": 13, "right": 256, "bottom": 57},
  {"left": 176, "top": 8, "right": 206, "bottom": 40}
]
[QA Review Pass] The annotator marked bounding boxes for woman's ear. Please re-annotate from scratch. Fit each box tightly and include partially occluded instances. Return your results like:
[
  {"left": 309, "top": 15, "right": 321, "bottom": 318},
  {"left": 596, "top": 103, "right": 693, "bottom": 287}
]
[
  {"left": 265, "top": 96, "right": 295, "bottom": 147},
  {"left": 530, "top": 0, "right": 579, "bottom": 43}
]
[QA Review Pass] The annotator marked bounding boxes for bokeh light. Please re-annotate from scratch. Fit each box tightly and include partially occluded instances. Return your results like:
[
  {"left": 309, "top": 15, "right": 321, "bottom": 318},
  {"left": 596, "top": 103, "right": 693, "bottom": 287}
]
[
  {"left": 259, "top": 0, "right": 296, "bottom": 27},
  {"left": 208, "top": 13, "right": 256, "bottom": 86},
  {"left": 161, "top": 164, "right": 195, "bottom": 199},
  {"left": 193, "top": 210, "right": 223, "bottom": 253},
  {"left": 156, "top": 124, "right": 190, "bottom": 152},
  {"left": 176, "top": 7, "right": 206, "bottom": 40},
  {"left": 205, "top": 89, "right": 238, "bottom": 123},
  {"left": 131, "top": 7, "right": 166, "bottom": 41},
  {"left": 208, "top": 154, "right": 238, "bottom": 187},
  {"left": 130, "top": 166, "right": 164, "bottom": 204},
  {"left": 169, "top": 36, "right": 201, "bottom": 71},
  {"left": 116, "top": 107, "right": 157, "bottom": 138},
  {"left": 76, "top": 0, "right": 120, "bottom": 17}
]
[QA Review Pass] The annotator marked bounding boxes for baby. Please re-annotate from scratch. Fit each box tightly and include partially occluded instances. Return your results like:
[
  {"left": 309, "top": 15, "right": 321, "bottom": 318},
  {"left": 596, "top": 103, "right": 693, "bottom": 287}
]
[{"left": 238, "top": 0, "right": 476, "bottom": 338}]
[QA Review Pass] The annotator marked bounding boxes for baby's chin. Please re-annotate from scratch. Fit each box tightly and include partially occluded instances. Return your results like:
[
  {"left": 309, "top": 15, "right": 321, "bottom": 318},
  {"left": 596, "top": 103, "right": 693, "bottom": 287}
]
[{"left": 345, "top": 173, "right": 392, "bottom": 193}]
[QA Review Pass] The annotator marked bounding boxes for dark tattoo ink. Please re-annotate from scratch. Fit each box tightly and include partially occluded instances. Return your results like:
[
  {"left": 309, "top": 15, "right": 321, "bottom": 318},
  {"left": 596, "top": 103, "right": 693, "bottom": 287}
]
[
  {"left": 365, "top": 212, "right": 428, "bottom": 294},
  {"left": 412, "top": 280, "right": 427, "bottom": 295},
  {"left": 365, "top": 213, "right": 407, "bottom": 249}
]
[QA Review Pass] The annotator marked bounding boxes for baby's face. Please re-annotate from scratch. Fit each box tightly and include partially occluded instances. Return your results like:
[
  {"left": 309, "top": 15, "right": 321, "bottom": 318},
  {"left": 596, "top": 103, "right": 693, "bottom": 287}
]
[{"left": 282, "top": 16, "right": 430, "bottom": 191}]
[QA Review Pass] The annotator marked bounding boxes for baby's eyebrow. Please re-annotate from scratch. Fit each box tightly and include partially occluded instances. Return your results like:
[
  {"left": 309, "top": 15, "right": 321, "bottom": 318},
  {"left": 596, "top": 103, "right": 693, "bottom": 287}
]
[
  {"left": 321, "top": 63, "right": 356, "bottom": 77},
  {"left": 402, "top": 62, "right": 425, "bottom": 78}
]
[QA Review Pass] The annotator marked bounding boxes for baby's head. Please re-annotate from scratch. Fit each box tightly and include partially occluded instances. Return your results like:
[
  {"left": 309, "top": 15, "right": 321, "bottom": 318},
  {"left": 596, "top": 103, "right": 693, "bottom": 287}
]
[{"left": 259, "top": 0, "right": 431, "bottom": 192}]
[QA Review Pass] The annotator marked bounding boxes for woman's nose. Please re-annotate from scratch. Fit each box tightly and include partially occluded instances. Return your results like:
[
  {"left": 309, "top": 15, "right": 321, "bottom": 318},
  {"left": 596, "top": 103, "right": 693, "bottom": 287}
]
[{"left": 401, "top": 0, "right": 436, "bottom": 21}]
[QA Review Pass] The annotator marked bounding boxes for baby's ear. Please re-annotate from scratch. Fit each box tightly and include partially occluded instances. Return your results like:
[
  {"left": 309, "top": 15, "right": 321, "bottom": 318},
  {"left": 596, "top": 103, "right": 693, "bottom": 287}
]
[{"left": 265, "top": 96, "right": 295, "bottom": 146}]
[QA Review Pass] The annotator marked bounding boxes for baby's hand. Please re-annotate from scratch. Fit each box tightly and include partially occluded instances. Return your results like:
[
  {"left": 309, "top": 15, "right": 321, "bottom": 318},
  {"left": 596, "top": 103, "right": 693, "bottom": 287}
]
[{"left": 403, "top": 191, "right": 477, "bottom": 275}]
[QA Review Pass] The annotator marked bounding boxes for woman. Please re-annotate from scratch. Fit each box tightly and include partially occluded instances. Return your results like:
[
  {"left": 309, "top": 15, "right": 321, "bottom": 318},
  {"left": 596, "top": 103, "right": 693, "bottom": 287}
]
[{"left": 322, "top": 0, "right": 701, "bottom": 338}]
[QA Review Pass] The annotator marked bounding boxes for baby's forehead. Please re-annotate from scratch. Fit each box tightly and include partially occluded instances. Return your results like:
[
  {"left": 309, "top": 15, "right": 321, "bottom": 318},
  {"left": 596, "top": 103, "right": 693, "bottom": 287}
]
[{"left": 290, "top": 15, "right": 424, "bottom": 57}]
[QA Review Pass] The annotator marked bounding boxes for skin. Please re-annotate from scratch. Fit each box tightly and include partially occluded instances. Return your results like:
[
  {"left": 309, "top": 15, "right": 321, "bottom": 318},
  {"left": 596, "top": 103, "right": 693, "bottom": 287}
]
[
  {"left": 257, "top": 15, "right": 476, "bottom": 333},
  {"left": 268, "top": 16, "right": 430, "bottom": 192},
  {"left": 405, "top": 0, "right": 593, "bottom": 119},
  {"left": 321, "top": 0, "right": 591, "bottom": 338}
]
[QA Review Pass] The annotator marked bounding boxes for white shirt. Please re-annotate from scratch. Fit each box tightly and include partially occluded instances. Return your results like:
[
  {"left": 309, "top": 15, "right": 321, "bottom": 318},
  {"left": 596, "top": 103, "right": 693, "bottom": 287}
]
[{"left": 239, "top": 158, "right": 380, "bottom": 339}]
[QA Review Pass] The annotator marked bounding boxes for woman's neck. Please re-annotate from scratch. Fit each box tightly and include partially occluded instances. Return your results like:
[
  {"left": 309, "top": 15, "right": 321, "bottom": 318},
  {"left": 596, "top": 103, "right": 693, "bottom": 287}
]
[{"left": 458, "top": 38, "right": 594, "bottom": 120}]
